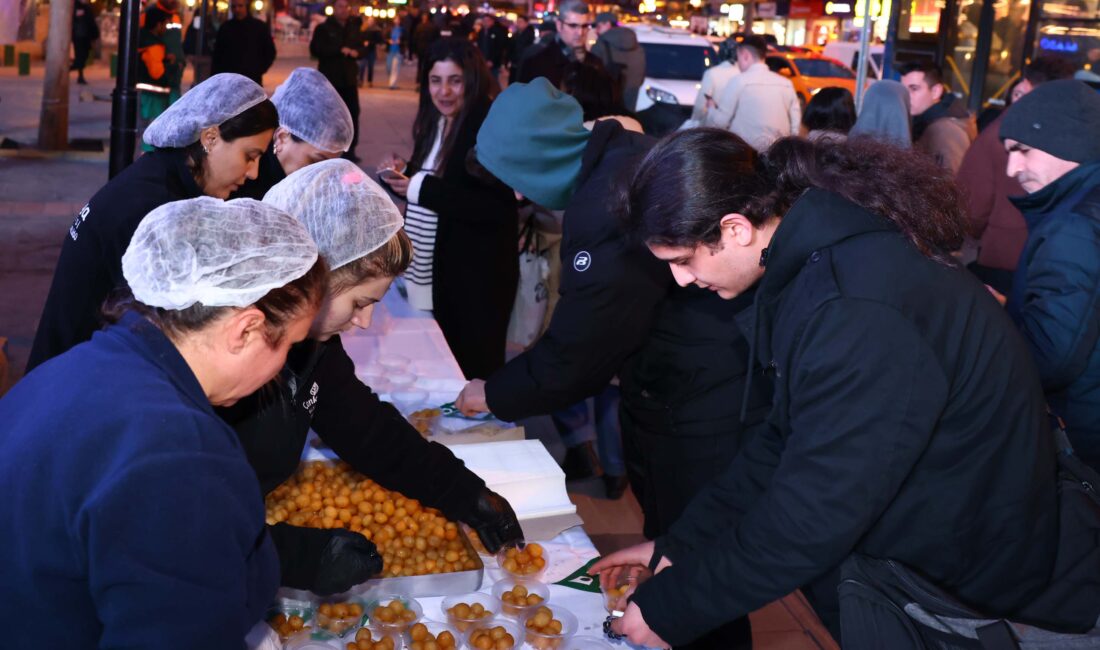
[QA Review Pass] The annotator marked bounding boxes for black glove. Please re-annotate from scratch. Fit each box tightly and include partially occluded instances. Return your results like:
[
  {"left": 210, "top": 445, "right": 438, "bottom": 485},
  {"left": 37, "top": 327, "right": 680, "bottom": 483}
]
[
  {"left": 269, "top": 523, "right": 383, "bottom": 596},
  {"left": 463, "top": 488, "right": 524, "bottom": 554}
]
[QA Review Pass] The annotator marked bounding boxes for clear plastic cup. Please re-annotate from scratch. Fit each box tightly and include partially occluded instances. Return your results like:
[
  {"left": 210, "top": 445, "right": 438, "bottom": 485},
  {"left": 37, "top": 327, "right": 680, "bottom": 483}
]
[
  {"left": 390, "top": 389, "right": 429, "bottom": 414},
  {"left": 344, "top": 626, "right": 402, "bottom": 649},
  {"left": 315, "top": 600, "right": 367, "bottom": 637},
  {"left": 523, "top": 607, "right": 578, "bottom": 649},
  {"left": 599, "top": 564, "right": 652, "bottom": 614},
  {"left": 464, "top": 616, "right": 524, "bottom": 650},
  {"left": 403, "top": 619, "right": 460, "bottom": 649},
  {"left": 440, "top": 592, "right": 500, "bottom": 633},
  {"left": 492, "top": 578, "right": 550, "bottom": 618},
  {"left": 377, "top": 355, "right": 411, "bottom": 372},
  {"left": 266, "top": 599, "right": 314, "bottom": 641},
  {"left": 366, "top": 595, "right": 423, "bottom": 635},
  {"left": 387, "top": 372, "right": 417, "bottom": 390},
  {"left": 496, "top": 541, "right": 549, "bottom": 582}
]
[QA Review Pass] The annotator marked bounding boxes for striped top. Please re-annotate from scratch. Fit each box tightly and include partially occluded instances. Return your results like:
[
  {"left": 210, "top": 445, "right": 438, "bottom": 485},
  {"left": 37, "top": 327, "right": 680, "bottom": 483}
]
[{"left": 404, "top": 118, "right": 446, "bottom": 311}]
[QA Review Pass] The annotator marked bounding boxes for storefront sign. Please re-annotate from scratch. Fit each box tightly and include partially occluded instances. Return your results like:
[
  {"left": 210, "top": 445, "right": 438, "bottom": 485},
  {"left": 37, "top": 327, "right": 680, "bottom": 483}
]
[
  {"left": 790, "top": 0, "right": 824, "bottom": 17},
  {"left": 1039, "top": 36, "right": 1080, "bottom": 52},
  {"left": 756, "top": 1, "right": 778, "bottom": 17},
  {"left": 825, "top": 0, "right": 853, "bottom": 14}
]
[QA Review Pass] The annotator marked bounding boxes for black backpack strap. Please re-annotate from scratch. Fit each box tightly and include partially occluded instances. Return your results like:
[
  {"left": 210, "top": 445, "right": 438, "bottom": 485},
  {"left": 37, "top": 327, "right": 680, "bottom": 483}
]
[{"left": 976, "top": 621, "right": 1021, "bottom": 650}]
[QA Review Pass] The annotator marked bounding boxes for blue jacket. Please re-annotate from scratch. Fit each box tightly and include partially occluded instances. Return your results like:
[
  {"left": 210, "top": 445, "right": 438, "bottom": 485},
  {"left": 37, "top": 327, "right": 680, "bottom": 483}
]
[
  {"left": 1009, "top": 161, "right": 1100, "bottom": 467},
  {"left": 0, "top": 312, "right": 279, "bottom": 649}
]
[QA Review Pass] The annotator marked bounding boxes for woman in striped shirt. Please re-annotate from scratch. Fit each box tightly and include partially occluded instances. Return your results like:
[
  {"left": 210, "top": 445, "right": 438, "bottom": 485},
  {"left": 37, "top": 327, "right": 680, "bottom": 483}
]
[{"left": 380, "top": 38, "right": 519, "bottom": 379}]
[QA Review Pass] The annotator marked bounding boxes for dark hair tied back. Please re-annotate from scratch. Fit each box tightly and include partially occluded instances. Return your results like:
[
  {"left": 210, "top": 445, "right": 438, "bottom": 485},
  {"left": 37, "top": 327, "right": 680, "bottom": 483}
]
[{"left": 184, "top": 98, "right": 279, "bottom": 188}]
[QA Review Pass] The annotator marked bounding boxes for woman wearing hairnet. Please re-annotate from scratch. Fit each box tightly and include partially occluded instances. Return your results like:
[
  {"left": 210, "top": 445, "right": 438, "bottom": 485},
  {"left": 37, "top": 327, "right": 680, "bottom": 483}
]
[
  {"left": 28, "top": 73, "right": 279, "bottom": 372},
  {"left": 234, "top": 67, "right": 357, "bottom": 200},
  {"left": 221, "top": 159, "right": 522, "bottom": 596},
  {"left": 0, "top": 198, "right": 328, "bottom": 647}
]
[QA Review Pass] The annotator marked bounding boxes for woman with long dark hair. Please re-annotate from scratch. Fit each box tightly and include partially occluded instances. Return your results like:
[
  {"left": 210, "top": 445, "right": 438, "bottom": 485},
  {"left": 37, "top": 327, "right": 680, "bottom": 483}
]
[
  {"left": 380, "top": 38, "right": 518, "bottom": 379},
  {"left": 593, "top": 130, "right": 1073, "bottom": 647},
  {"left": 28, "top": 73, "right": 279, "bottom": 371}
]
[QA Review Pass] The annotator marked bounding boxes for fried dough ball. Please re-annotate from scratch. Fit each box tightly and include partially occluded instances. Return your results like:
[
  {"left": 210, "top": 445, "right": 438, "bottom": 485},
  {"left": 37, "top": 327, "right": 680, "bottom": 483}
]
[
  {"left": 500, "top": 583, "right": 544, "bottom": 607},
  {"left": 469, "top": 626, "right": 516, "bottom": 650},
  {"left": 406, "top": 622, "right": 458, "bottom": 650},
  {"left": 267, "top": 612, "right": 310, "bottom": 639},
  {"left": 265, "top": 461, "right": 474, "bottom": 578},
  {"left": 525, "top": 606, "right": 568, "bottom": 648},
  {"left": 500, "top": 543, "right": 547, "bottom": 577}
]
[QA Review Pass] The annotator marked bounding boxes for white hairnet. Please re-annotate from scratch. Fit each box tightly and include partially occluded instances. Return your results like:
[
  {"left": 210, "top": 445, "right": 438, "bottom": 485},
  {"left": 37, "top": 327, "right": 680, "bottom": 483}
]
[
  {"left": 143, "top": 73, "right": 268, "bottom": 148},
  {"left": 271, "top": 68, "right": 355, "bottom": 153},
  {"left": 262, "top": 159, "right": 403, "bottom": 270},
  {"left": 122, "top": 197, "right": 320, "bottom": 310}
]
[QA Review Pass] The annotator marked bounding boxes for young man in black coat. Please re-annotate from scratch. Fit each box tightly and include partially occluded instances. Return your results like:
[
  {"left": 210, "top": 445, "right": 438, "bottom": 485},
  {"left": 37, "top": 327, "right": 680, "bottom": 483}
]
[
  {"left": 211, "top": 0, "right": 276, "bottom": 85},
  {"left": 594, "top": 130, "right": 1095, "bottom": 647},
  {"left": 311, "top": 0, "right": 362, "bottom": 162},
  {"left": 462, "top": 80, "right": 770, "bottom": 650}
]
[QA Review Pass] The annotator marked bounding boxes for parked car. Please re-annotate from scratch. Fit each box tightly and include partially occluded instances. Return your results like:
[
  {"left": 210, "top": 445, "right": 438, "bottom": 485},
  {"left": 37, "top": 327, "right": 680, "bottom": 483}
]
[
  {"left": 822, "top": 41, "right": 885, "bottom": 80},
  {"left": 765, "top": 50, "right": 860, "bottom": 107},
  {"left": 628, "top": 25, "right": 716, "bottom": 114}
]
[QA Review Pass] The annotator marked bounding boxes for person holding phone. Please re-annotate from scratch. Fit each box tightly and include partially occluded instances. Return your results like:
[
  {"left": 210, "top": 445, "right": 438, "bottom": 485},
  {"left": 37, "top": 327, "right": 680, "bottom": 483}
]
[{"left": 379, "top": 38, "right": 518, "bottom": 380}]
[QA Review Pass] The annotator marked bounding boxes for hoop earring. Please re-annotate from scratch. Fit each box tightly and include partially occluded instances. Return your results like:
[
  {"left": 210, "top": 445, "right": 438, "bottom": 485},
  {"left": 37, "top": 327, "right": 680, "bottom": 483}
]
[
  {"left": 202, "top": 143, "right": 210, "bottom": 154},
  {"left": 273, "top": 142, "right": 279, "bottom": 155}
]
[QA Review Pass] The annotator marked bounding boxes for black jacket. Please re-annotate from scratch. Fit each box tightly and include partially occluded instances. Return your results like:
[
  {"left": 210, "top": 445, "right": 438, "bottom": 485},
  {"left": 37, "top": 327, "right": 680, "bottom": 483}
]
[
  {"left": 311, "top": 16, "right": 361, "bottom": 89},
  {"left": 219, "top": 336, "right": 487, "bottom": 589},
  {"left": 211, "top": 16, "right": 276, "bottom": 85},
  {"left": 514, "top": 36, "right": 603, "bottom": 88},
  {"left": 633, "top": 189, "right": 1064, "bottom": 645},
  {"left": 477, "top": 21, "right": 509, "bottom": 67},
  {"left": 510, "top": 25, "right": 536, "bottom": 66},
  {"left": 484, "top": 120, "right": 668, "bottom": 419},
  {"left": 72, "top": 1, "right": 99, "bottom": 42},
  {"left": 27, "top": 149, "right": 202, "bottom": 371},
  {"left": 220, "top": 336, "right": 486, "bottom": 514},
  {"left": 232, "top": 148, "right": 285, "bottom": 200},
  {"left": 409, "top": 106, "right": 519, "bottom": 380}
]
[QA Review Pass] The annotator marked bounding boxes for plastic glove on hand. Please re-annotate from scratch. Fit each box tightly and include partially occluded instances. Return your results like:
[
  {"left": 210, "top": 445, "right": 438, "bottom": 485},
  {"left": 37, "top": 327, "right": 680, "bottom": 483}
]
[
  {"left": 465, "top": 488, "right": 523, "bottom": 554},
  {"left": 314, "top": 529, "right": 384, "bottom": 596}
]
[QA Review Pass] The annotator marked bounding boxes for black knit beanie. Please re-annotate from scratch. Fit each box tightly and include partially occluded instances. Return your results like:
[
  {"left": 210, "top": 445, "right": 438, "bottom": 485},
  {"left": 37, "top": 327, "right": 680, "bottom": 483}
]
[{"left": 1000, "top": 79, "right": 1100, "bottom": 164}]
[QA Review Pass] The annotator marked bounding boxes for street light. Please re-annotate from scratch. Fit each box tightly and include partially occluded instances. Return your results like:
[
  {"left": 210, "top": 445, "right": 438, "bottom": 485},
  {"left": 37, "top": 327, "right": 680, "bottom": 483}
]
[
  {"left": 325, "top": 5, "right": 334, "bottom": 14},
  {"left": 253, "top": 0, "right": 263, "bottom": 10}
]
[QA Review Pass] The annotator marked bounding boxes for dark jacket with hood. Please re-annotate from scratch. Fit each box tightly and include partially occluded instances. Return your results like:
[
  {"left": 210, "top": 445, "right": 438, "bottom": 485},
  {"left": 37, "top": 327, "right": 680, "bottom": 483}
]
[
  {"left": 956, "top": 113, "right": 1028, "bottom": 273},
  {"left": 483, "top": 120, "right": 770, "bottom": 491},
  {"left": 631, "top": 189, "right": 1067, "bottom": 645},
  {"left": 913, "top": 93, "right": 977, "bottom": 172},
  {"left": 27, "top": 148, "right": 203, "bottom": 371},
  {"left": 1008, "top": 161, "right": 1100, "bottom": 467},
  {"left": 591, "top": 26, "right": 647, "bottom": 111}
]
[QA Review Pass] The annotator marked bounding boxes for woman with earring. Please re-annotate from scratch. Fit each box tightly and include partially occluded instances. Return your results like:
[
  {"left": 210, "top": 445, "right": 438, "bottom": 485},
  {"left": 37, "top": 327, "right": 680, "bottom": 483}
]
[
  {"left": 28, "top": 73, "right": 279, "bottom": 371},
  {"left": 233, "top": 67, "right": 356, "bottom": 200}
]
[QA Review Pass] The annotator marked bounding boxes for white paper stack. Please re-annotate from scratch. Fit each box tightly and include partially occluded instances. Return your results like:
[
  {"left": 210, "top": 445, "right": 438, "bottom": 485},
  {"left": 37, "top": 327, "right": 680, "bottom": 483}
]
[{"left": 449, "top": 440, "right": 583, "bottom": 540}]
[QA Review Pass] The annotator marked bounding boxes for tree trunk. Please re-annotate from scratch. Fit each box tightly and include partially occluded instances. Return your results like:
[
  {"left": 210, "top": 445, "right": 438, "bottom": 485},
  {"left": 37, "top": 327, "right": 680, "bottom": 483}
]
[{"left": 38, "top": 0, "right": 75, "bottom": 150}]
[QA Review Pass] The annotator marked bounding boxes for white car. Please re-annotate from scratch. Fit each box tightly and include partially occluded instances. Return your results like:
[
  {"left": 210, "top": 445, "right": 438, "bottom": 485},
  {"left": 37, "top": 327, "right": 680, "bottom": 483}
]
[
  {"left": 822, "top": 42, "right": 885, "bottom": 80},
  {"left": 628, "top": 25, "right": 718, "bottom": 113}
]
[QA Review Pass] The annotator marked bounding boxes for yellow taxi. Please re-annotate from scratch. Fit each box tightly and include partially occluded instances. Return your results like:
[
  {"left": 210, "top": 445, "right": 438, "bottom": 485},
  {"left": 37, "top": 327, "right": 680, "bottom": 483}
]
[{"left": 764, "top": 50, "right": 860, "bottom": 107}]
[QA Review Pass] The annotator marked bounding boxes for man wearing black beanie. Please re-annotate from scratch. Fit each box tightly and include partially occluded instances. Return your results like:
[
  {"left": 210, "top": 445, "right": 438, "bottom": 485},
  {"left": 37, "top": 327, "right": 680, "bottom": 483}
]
[{"left": 999, "top": 79, "right": 1100, "bottom": 469}]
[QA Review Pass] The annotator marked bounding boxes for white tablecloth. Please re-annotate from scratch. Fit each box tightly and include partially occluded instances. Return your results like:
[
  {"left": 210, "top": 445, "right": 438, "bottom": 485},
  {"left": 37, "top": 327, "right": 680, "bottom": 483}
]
[{"left": 314, "top": 285, "right": 618, "bottom": 648}]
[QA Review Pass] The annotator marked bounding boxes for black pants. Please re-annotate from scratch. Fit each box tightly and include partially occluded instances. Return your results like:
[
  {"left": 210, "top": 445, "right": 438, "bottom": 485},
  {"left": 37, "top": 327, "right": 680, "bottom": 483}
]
[
  {"left": 621, "top": 409, "right": 753, "bottom": 650},
  {"left": 73, "top": 38, "right": 92, "bottom": 72},
  {"left": 334, "top": 84, "right": 360, "bottom": 157}
]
